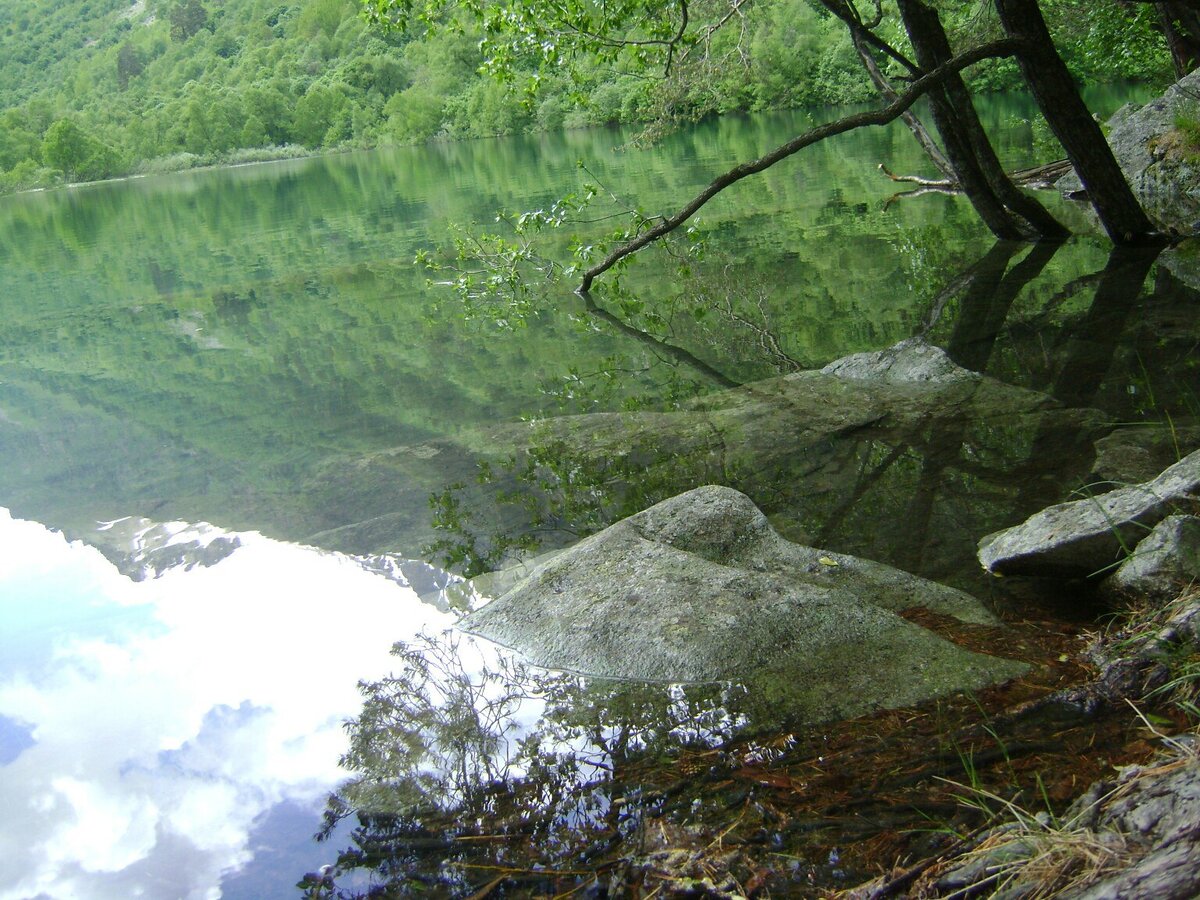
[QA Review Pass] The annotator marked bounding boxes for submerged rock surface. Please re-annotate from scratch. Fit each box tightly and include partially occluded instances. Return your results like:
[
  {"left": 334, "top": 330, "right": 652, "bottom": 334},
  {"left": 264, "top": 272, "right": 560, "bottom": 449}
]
[
  {"left": 459, "top": 486, "right": 1026, "bottom": 718},
  {"left": 468, "top": 338, "right": 1105, "bottom": 590}
]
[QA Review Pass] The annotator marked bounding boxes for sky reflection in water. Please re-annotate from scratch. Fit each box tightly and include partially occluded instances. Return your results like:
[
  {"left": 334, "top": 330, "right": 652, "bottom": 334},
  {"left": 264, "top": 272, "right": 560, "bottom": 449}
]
[{"left": 0, "top": 508, "right": 454, "bottom": 899}]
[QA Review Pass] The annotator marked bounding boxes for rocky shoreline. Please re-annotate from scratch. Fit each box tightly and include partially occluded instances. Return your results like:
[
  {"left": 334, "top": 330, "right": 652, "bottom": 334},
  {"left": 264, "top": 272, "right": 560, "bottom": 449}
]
[
  {"left": 442, "top": 325, "right": 1200, "bottom": 898},
  {"left": 840, "top": 452, "right": 1200, "bottom": 900},
  {"left": 455, "top": 448, "right": 1200, "bottom": 899}
]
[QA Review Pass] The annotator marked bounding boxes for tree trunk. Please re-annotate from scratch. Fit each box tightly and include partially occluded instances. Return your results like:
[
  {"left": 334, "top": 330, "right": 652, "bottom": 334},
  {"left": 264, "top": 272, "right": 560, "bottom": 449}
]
[
  {"left": 994, "top": 0, "right": 1161, "bottom": 244},
  {"left": 897, "top": 0, "right": 1068, "bottom": 241},
  {"left": 1157, "top": 1, "right": 1200, "bottom": 77}
]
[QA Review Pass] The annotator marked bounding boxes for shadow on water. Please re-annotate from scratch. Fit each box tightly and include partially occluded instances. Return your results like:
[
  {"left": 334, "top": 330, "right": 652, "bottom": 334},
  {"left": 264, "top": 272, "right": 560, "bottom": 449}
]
[{"left": 311, "top": 239, "right": 1200, "bottom": 897}]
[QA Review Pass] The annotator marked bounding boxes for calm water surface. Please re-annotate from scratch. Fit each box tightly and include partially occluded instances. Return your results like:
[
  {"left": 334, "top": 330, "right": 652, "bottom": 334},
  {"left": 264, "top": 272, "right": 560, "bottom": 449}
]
[{"left": 1, "top": 87, "right": 1194, "bottom": 898}]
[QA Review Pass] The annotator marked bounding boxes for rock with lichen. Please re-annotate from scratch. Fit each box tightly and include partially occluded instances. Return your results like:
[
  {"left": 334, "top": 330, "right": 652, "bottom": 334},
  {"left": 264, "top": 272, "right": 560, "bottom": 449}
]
[{"left": 459, "top": 486, "right": 1026, "bottom": 724}]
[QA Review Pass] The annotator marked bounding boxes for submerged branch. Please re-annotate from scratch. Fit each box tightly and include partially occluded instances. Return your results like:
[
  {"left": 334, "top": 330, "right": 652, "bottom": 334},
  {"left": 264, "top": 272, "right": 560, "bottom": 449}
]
[
  {"left": 577, "top": 38, "right": 1027, "bottom": 294},
  {"left": 852, "top": 32, "right": 954, "bottom": 179},
  {"left": 581, "top": 294, "right": 741, "bottom": 388}
]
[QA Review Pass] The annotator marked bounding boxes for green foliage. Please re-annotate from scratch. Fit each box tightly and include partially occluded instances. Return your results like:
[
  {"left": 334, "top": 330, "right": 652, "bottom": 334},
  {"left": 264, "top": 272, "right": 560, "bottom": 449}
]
[
  {"left": 1042, "top": 0, "right": 1174, "bottom": 85},
  {"left": 116, "top": 42, "right": 145, "bottom": 89},
  {"left": 40, "top": 117, "right": 122, "bottom": 181},
  {"left": 296, "top": 0, "right": 355, "bottom": 39},
  {"left": 1173, "top": 112, "right": 1200, "bottom": 163},
  {"left": 0, "top": 0, "right": 1180, "bottom": 195},
  {"left": 169, "top": 0, "right": 210, "bottom": 42},
  {"left": 293, "top": 83, "right": 350, "bottom": 146}
]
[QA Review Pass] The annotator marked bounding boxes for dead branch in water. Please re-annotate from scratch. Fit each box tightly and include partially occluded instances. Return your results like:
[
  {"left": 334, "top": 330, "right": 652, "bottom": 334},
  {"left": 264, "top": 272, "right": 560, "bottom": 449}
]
[{"left": 879, "top": 158, "right": 1073, "bottom": 194}]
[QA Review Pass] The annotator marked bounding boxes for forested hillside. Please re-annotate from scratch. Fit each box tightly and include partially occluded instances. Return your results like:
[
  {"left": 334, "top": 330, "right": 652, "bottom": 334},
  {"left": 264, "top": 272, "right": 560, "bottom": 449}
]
[{"left": 0, "top": 0, "right": 1174, "bottom": 194}]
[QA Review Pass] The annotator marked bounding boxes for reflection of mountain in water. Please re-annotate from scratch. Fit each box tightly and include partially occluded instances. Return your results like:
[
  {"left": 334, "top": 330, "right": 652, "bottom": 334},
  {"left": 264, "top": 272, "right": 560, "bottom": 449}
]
[{"left": 87, "top": 514, "right": 464, "bottom": 610}]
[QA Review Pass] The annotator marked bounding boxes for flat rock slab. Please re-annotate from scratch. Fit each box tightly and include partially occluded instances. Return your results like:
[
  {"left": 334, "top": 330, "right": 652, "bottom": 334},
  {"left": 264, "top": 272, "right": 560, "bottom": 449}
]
[
  {"left": 459, "top": 487, "right": 1026, "bottom": 718},
  {"left": 979, "top": 449, "right": 1200, "bottom": 578}
]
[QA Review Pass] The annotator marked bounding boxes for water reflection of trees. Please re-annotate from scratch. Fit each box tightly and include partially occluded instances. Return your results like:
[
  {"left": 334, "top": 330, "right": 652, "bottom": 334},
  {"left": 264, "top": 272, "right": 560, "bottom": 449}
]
[
  {"left": 425, "top": 241, "right": 1197, "bottom": 590},
  {"left": 317, "top": 239, "right": 1200, "bottom": 895},
  {"left": 319, "top": 630, "right": 748, "bottom": 897}
]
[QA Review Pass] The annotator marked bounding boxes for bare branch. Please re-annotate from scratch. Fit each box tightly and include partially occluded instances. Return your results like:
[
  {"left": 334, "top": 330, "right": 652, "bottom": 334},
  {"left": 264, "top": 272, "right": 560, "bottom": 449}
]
[
  {"left": 851, "top": 30, "right": 955, "bottom": 179},
  {"left": 878, "top": 163, "right": 953, "bottom": 187},
  {"left": 577, "top": 37, "right": 1027, "bottom": 293},
  {"left": 678, "top": 0, "right": 753, "bottom": 66}
]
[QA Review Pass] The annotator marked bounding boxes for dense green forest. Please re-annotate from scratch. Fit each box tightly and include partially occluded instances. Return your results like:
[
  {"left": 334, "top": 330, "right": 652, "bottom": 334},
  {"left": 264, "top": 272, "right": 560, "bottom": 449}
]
[{"left": 0, "top": 0, "right": 1175, "bottom": 194}]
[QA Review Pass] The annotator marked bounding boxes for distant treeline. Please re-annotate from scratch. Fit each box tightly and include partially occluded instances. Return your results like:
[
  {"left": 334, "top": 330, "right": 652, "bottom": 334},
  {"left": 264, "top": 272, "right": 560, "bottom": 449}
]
[{"left": 0, "top": 0, "right": 1173, "bottom": 193}]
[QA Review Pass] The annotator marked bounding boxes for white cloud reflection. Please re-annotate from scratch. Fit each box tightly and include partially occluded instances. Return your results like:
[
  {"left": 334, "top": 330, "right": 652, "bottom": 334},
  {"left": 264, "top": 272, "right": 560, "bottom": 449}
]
[{"left": 0, "top": 508, "right": 454, "bottom": 899}]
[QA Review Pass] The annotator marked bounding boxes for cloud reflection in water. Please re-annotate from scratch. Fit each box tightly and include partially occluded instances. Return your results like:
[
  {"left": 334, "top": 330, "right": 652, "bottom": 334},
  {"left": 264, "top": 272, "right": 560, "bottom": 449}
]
[{"left": 0, "top": 508, "right": 453, "bottom": 899}]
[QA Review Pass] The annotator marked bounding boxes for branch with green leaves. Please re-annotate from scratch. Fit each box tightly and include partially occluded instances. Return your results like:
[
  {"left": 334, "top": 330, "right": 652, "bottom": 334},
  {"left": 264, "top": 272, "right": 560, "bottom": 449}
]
[
  {"left": 363, "top": 0, "right": 751, "bottom": 91},
  {"left": 577, "top": 36, "right": 1027, "bottom": 293}
]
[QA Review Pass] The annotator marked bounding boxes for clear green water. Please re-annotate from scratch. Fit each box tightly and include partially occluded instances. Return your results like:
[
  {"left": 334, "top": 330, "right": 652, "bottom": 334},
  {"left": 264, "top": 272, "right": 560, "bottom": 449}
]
[
  {"left": 0, "top": 86, "right": 1195, "bottom": 897},
  {"left": 0, "top": 89, "right": 1151, "bottom": 558}
]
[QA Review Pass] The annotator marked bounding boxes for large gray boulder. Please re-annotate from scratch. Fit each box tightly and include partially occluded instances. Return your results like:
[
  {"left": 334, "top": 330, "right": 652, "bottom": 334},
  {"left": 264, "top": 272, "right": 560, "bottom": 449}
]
[
  {"left": 979, "top": 449, "right": 1200, "bottom": 578},
  {"left": 459, "top": 487, "right": 1026, "bottom": 718},
  {"left": 1058, "top": 69, "right": 1200, "bottom": 232}
]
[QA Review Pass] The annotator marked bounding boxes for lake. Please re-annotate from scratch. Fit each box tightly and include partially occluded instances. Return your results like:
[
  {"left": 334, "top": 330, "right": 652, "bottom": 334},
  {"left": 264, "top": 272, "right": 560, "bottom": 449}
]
[{"left": 1, "top": 86, "right": 1195, "bottom": 897}]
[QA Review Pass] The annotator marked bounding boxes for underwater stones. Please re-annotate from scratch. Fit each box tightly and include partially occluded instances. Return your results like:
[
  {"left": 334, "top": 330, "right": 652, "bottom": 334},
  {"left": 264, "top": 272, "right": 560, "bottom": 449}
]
[
  {"left": 979, "top": 449, "right": 1200, "bottom": 579},
  {"left": 459, "top": 487, "right": 1026, "bottom": 717}
]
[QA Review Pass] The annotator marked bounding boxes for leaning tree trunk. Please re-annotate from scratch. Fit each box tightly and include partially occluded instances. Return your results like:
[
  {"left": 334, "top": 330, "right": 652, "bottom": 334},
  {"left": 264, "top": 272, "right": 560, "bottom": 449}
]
[
  {"left": 994, "top": 0, "right": 1161, "bottom": 244},
  {"left": 896, "top": 0, "right": 1028, "bottom": 239},
  {"left": 897, "top": 0, "right": 1068, "bottom": 240},
  {"left": 850, "top": 31, "right": 957, "bottom": 180},
  {"left": 1157, "top": 1, "right": 1200, "bottom": 77}
]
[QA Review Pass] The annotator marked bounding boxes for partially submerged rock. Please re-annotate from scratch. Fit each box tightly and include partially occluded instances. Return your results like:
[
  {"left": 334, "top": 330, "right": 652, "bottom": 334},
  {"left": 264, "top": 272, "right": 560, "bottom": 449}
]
[
  {"left": 1104, "top": 515, "right": 1200, "bottom": 602},
  {"left": 979, "top": 449, "right": 1200, "bottom": 578},
  {"left": 459, "top": 487, "right": 1026, "bottom": 719},
  {"left": 819, "top": 336, "right": 980, "bottom": 384},
  {"left": 470, "top": 338, "right": 1105, "bottom": 589}
]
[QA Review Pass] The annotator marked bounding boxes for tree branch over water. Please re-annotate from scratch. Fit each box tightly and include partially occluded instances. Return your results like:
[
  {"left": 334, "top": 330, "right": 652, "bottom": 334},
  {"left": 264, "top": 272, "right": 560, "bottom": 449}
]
[{"left": 577, "top": 38, "right": 1026, "bottom": 294}]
